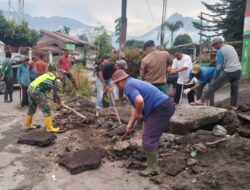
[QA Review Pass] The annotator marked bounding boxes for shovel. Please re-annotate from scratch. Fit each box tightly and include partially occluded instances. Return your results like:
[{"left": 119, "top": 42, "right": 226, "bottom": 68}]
[
  {"left": 62, "top": 104, "right": 87, "bottom": 120},
  {"left": 109, "top": 91, "right": 122, "bottom": 125}
]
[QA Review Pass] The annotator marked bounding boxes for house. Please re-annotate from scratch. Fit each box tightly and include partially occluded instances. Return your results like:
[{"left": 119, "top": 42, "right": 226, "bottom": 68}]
[{"left": 33, "top": 30, "right": 95, "bottom": 63}]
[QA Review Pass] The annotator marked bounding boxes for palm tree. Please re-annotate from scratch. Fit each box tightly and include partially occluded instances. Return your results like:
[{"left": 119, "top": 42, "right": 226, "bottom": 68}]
[{"left": 164, "top": 21, "right": 184, "bottom": 47}]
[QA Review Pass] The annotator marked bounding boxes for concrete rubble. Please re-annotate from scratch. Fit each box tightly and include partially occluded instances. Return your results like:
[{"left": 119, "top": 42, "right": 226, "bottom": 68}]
[{"left": 18, "top": 131, "right": 57, "bottom": 147}]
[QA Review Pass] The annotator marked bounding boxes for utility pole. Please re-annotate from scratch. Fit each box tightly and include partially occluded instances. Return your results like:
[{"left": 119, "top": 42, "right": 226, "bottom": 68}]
[
  {"left": 120, "top": 0, "right": 127, "bottom": 58},
  {"left": 199, "top": 12, "right": 203, "bottom": 64},
  {"left": 160, "top": 0, "right": 167, "bottom": 47}
]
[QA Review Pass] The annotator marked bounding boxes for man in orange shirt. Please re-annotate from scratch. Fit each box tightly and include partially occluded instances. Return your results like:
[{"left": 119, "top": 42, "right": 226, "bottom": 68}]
[
  {"left": 57, "top": 50, "right": 77, "bottom": 90},
  {"left": 35, "top": 55, "right": 48, "bottom": 76}
]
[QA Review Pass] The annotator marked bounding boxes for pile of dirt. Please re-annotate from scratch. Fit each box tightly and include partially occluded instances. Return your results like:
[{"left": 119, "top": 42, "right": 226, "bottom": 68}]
[{"left": 50, "top": 96, "right": 250, "bottom": 189}]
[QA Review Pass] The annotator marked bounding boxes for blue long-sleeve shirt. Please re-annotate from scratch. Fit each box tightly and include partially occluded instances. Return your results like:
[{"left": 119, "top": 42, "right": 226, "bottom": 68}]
[
  {"left": 17, "top": 63, "right": 30, "bottom": 87},
  {"left": 214, "top": 48, "right": 224, "bottom": 78}
]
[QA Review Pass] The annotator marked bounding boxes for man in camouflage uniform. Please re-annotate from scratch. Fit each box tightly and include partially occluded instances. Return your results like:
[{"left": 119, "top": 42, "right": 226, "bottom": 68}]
[{"left": 25, "top": 72, "right": 64, "bottom": 133}]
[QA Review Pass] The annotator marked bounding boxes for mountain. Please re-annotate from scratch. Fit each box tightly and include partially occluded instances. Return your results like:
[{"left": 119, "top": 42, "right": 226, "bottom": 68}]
[
  {"left": 129, "top": 13, "right": 200, "bottom": 46},
  {"left": 1, "top": 10, "right": 200, "bottom": 47}
]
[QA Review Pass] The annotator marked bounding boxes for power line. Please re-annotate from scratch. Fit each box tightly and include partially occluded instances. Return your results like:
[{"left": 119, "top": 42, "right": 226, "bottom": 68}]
[{"left": 145, "top": 0, "right": 156, "bottom": 25}]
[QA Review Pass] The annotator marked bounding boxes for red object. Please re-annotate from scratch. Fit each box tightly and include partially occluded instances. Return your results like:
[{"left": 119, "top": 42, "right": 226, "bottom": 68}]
[
  {"left": 34, "top": 60, "right": 47, "bottom": 75},
  {"left": 245, "top": 10, "right": 250, "bottom": 17},
  {"left": 58, "top": 56, "right": 71, "bottom": 72},
  {"left": 28, "top": 61, "right": 35, "bottom": 68}
]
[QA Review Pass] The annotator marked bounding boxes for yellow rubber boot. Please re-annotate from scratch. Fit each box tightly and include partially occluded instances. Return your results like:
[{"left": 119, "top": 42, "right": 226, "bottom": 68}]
[
  {"left": 25, "top": 115, "right": 37, "bottom": 130},
  {"left": 44, "top": 116, "right": 60, "bottom": 133}
]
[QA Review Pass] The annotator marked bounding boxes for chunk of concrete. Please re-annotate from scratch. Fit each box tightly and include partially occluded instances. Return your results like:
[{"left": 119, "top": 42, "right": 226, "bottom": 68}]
[
  {"left": 58, "top": 149, "right": 102, "bottom": 175},
  {"left": 170, "top": 104, "right": 228, "bottom": 134},
  {"left": 237, "top": 112, "right": 250, "bottom": 122},
  {"left": 18, "top": 131, "right": 56, "bottom": 147}
]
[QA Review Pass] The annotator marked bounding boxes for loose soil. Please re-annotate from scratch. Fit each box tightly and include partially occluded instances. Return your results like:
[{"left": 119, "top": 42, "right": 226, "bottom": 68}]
[{"left": 47, "top": 95, "right": 250, "bottom": 190}]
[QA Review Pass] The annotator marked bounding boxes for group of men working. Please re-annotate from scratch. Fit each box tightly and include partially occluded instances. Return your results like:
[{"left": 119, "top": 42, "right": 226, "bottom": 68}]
[
  {"left": 1, "top": 36, "right": 242, "bottom": 177},
  {"left": 99, "top": 37, "right": 242, "bottom": 176}
]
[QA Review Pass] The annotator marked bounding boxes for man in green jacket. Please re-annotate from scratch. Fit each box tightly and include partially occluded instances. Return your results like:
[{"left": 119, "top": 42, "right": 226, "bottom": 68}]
[
  {"left": 2, "top": 52, "right": 14, "bottom": 103},
  {"left": 17, "top": 57, "right": 30, "bottom": 107}
]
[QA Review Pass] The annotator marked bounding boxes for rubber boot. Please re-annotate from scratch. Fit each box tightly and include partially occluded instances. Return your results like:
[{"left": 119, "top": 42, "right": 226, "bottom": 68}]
[
  {"left": 9, "top": 93, "right": 13, "bottom": 102},
  {"left": 139, "top": 150, "right": 160, "bottom": 177},
  {"left": 25, "top": 115, "right": 37, "bottom": 130},
  {"left": 44, "top": 116, "right": 60, "bottom": 133}
]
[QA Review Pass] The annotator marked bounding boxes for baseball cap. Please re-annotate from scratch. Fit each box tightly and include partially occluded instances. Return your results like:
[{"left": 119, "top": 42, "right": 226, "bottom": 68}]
[
  {"left": 212, "top": 37, "right": 223, "bottom": 45},
  {"left": 191, "top": 64, "right": 201, "bottom": 74},
  {"left": 143, "top": 40, "right": 155, "bottom": 50},
  {"left": 116, "top": 59, "right": 128, "bottom": 70}
]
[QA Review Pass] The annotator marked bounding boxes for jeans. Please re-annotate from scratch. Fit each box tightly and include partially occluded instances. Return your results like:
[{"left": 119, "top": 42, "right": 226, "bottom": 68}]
[
  {"left": 4, "top": 77, "right": 14, "bottom": 101},
  {"left": 203, "top": 70, "right": 241, "bottom": 107},
  {"left": 95, "top": 76, "right": 113, "bottom": 109},
  {"left": 174, "top": 83, "right": 195, "bottom": 104},
  {"left": 21, "top": 86, "right": 29, "bottom": 107},
  {"left": 196, "top": 83, "right": 214, "bottom": 106}
]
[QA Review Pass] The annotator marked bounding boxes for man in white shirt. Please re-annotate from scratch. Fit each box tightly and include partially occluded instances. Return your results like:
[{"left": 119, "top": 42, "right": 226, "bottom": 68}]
[{"left": 170, "top": 49, "right": 195, "bottom": 104}]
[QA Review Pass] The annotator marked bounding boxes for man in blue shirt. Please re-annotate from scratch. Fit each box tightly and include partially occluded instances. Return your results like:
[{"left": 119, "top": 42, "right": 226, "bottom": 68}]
[
  {"left": 17, "top": 57, "right": 31, "bottom": 107},
  {"left": 112, "top": 70, "right": 175, "bottom": 176},
  {"left": 183, "top": 64, "right": 216, "bottom": 105},
  {"left": 195, "top": 37, "right": 241, "bottom": 110}
]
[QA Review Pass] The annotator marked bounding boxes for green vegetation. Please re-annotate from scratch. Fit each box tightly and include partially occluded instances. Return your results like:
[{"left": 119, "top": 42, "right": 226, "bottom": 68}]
[
  {"left": 0, "top": 11, "right": 40, "bottom": 47},
  {"left": 126, "top": 39, "right": 144, "bottom": 49},
  {"left": 164, "top": 21, "right": 184, "bottom": 47},
  {"left": 193, "top": 0, "right": 246, "bottom": 41},
  {"left": 173, "top": 34, "right": 192, "bottom": 46}
]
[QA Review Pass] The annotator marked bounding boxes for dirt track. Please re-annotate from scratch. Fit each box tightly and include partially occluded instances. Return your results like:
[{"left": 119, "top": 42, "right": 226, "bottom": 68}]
[{"left": 1, "top": 83, "right": 250, "bottom": 189}]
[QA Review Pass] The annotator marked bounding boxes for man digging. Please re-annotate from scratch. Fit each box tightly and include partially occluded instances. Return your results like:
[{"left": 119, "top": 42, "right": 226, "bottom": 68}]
[
  {"left": 112, "top": 70, "right": 175, "bottom": 176},
  {"left": 25, "top": 72, "right": 64, "bottom": 133}
]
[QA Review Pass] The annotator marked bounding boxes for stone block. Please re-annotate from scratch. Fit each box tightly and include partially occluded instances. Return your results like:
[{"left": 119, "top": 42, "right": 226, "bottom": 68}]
[
  {"left": 18, "top": 131, "right": 56, "bottom": 147},
  {"left": 170, "top": 104, "right": 228, "bottom": 134},
  {"left": 58, "top": 149, "right": 102, "bottom": 175}
]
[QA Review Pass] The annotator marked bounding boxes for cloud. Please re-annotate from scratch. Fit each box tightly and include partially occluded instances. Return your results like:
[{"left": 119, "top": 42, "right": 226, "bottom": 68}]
[{"left": 0, "top": 0, "right": 219, "bottom": 34}]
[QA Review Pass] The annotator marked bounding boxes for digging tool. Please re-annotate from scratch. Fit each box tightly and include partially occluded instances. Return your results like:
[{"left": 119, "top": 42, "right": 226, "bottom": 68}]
[
  {"left": 62, "top": 104, "right": 87, "bottom": 120},
  {"left": 180, "top": 84, "right": 184, "bottom": 104},
  {"left": 109, "top": 91, "right": 122, "bottom": 125},
  {"left": 19, "top": 87, "right": 22, "bottom": 105}
]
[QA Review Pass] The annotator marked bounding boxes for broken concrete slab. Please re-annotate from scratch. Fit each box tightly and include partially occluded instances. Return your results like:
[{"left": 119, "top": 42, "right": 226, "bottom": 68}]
[
  {"left": 18, "top": 131, "right": 57, "bottom": 147},
  {"left": 105, "top": 125, "right": 126, "bottom": 137},
  {"left": 58, "top": 149, "right": 102, "bottom": 175},
  {"left": 238, "top": 126, "right": 250, "bottom": 138},
  {"left": 170, "top": 104, "right": 228, "bottom": 134},
  {"left": 238, "top": 112, "right": 250, "bottom": 122}
]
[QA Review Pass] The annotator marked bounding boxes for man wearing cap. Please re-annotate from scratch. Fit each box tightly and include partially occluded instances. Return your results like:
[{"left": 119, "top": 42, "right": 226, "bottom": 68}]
[
  {"left": 196, "top": 37, "right": 242, "bottom": 110},
  {"left": 95, "top": 60, "right": 128, "bottom": 117},
  {"left": 183, "top": 64, "right": 216, "bottom": 105},
  {"left": 57, "top": 50, "right": 77, "bottom": 91},
  {"left": 170, "top": 49, "right": 195, "bottom": 104},
  {"left": 141, "top": 40, "right": 172, "bottom": 92},
  {"left": 17, "top": 57, "right": 31, "bottom": 107},
  {"left": 25, "top": 72, "right": 64, "bottom": 132},
  {"left": 112, "top": 69, "right": 175, "bottom": 176}
]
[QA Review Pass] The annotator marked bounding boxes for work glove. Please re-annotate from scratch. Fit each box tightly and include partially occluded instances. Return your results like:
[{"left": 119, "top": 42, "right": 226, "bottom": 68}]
[{"left": 183, "top": 88, "right": 191, "bottom": 95}]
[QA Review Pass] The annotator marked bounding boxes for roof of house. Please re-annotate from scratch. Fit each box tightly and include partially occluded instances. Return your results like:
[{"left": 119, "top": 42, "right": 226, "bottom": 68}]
[{"left": 40, "top": 29, "right": 89, "bottom": 46}]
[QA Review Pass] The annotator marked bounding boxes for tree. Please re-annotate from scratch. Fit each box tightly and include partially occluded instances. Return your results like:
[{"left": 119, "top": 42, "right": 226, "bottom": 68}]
[
  {"left": 192, "top": 0, "right": 246, "bottom": 41},
  {"left": 173, "top": 34, "right": 192, "bottom": 46},
  {"left": 126, "top": 39, "right": 144, "bottom": 49},
  {"left": 78, "top": 34, "right": 90, "bottom": 63},
  {"left": 164, "top": 21, "right": 184, "bottom": 47},
  {"left": 0, "top": 11, "right": 39, "bottom": 47},
  {"left": 93, "top": 26, "right": 112, "bottom": 58},
  {"left": 56, "top": 25, "right": 71, "bottom": 35}
]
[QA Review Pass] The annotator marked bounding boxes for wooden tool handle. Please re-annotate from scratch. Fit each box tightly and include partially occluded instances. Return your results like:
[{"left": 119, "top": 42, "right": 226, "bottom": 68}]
[{"left": 62, "top": 104, "right": 87, "bottom": 119}]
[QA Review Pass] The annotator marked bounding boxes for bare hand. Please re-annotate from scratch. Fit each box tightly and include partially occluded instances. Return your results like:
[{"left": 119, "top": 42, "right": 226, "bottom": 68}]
[
  {"left": 127, "top": 125, "right": 134, "bottom": 134},
  {"left": 104, "top": 85, "right": 110, "bottom": 92},
  {"left": 136, "top": 112, "right": 143, "bottom": 120}
]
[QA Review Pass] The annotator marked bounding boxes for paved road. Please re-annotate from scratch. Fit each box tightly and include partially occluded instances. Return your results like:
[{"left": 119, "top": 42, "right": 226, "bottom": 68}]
[{"left": 0, "top": 90, "right": 159, "bottom": 190}]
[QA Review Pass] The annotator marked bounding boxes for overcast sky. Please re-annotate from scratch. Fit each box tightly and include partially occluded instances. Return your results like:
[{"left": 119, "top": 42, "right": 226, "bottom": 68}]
[{"left": 0, "top": 0, "right": 219, "bottom": 35}]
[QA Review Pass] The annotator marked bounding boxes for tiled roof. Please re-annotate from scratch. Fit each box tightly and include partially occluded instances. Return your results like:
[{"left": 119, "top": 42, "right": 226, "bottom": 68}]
[{"left": 40, "top": 30, "right": 89, "bottom": 46}]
